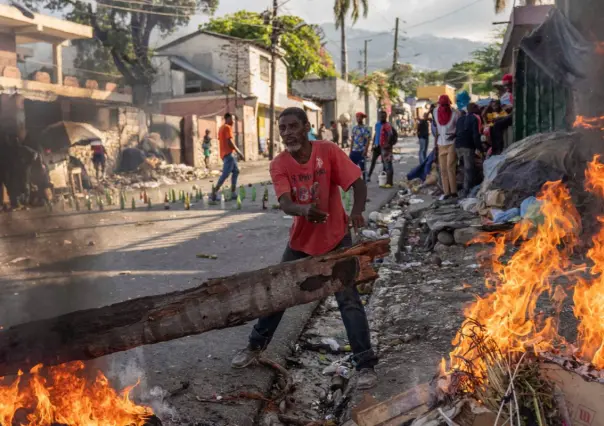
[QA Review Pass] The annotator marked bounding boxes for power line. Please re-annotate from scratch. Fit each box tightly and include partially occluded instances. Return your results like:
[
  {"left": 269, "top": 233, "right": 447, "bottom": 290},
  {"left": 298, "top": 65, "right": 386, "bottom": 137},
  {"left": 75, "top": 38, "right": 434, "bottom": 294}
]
[
  {"left": 403, "top": 0, "right": 487, "bottom": 31},
  {"left": 110, "top": 0, "right": 200, "bottom": 11}
]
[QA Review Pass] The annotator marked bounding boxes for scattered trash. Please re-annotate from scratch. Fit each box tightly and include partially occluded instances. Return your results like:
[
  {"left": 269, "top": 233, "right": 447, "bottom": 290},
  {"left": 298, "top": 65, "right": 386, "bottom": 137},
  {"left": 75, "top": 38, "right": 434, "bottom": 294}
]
[
  {"left": 196, "top": 253, "right": 218, "bottom": 260},
  {"left": 62, "top": 240, "right": 72, "bottom": 245},
  {"left": 8, "top": 257, "right": 32, "bottom": 265},
  {"left": 119, "top": 271, "right": 132, "bottom": 275}
]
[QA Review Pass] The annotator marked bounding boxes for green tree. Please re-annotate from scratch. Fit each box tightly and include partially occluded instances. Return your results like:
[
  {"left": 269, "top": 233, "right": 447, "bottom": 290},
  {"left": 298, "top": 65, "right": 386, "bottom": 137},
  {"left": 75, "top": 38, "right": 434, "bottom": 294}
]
[
  {"left": 23, "top": 0, "right": 218, "bottom": 105},
  {"left": 202, "top": 11, "right": 336, "bottom": 84},
  {"left": 334, "top": 0, "right": 368, "bottom": 81}
]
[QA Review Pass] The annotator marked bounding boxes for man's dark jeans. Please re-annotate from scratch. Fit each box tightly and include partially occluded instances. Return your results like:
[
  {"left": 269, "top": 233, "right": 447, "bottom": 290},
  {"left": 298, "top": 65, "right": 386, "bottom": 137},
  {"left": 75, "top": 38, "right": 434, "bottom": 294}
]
[
  {"left": 456, "top": 147, "right": 475, "bottom": 196},
  {"left": 367, "top": 145, "right": 381, "bottom": 180},
  {"left": 249, "top": 234, "right": 378, "bottom": 370}
]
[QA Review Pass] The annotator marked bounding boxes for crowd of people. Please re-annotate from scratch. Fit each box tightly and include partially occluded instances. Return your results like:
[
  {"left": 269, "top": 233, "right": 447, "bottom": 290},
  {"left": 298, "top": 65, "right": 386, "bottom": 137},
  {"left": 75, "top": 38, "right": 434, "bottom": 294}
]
[{"left": 413, "top": 74, "right": 514, "bottom": 200}]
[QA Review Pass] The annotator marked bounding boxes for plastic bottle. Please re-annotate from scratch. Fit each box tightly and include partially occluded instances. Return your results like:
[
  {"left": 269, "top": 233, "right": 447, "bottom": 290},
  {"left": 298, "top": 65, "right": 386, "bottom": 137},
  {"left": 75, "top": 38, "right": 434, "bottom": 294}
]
[
  {"left": 335, "top": 365, "right": 351, "bottom": 379},
  {"left": 220, "top": 192, "right": 225, "bottom": 209},
  {"left": 262, "top": 187, "right": 269, "bottom": 210},
  {"left": 74, "top": 197, "right": 80, "bottom": 211},
  {"left": 251, "top": 187, "right": 257, "bottom": 202},
  {"left": 164, "top": 193, "right": 170, "bottom": 210},
  {"left": 185, "top": 193, "right": 191, "bottom": 210},
  {"left": 236, "top": 194, "right": 242, "bottom": 210},
  {"left": 147, "top": 197, "right": 152, "bottom": 210},
  {"left": 120, "top": 193, "right": 126, "bottom": 210},
  {"left": 131, "top": 197, "right": 136, "bottom": 211}
]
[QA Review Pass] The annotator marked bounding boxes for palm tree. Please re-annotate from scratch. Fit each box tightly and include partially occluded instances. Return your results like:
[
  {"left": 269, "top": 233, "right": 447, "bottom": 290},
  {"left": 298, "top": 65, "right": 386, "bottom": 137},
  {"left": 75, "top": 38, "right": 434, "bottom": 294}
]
[{"left": 334, "top": 0, "right": 368, "bottom": 81}]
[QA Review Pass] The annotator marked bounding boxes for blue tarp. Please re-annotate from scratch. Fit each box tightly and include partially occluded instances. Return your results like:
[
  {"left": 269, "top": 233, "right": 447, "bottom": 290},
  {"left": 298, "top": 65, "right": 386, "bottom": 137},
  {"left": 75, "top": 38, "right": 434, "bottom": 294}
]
[{"left": 407, "top": 149, "right": 436, "bottom": 182}]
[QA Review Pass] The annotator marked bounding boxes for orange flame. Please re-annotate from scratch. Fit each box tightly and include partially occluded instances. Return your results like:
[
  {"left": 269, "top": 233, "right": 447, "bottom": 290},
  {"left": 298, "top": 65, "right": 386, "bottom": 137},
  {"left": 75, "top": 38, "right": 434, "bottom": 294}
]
[
  {"left": 448, "top": 181, "right": 580, "bottom": 382},
  {"left": 574, "top": 115, "right": 604, "bottom": 131},
  {"left": 574, "top": 157, "right": 604, "bottom": 369},
  {"left": 0, "top": 361, "right": 153, "bottom": 426}
]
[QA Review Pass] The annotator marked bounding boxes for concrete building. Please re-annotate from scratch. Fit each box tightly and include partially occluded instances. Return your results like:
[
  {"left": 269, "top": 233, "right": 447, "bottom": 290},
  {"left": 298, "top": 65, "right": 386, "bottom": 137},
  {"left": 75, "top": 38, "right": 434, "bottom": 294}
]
[
  {"left": 292, "top": 77, "right": 378, "bottom": 139},
  {"left": 152, "top": 30, "right": 315, "bottom": 161},
  {"left": 499, "top": 3, "right": 554, "bottom": 74}
]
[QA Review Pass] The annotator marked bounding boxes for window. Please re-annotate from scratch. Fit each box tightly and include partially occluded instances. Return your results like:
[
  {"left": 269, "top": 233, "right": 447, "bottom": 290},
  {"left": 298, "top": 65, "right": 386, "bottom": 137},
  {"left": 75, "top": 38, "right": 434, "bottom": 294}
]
[{"left": 260, "top": 56, "right": 270, "bottom": 82}]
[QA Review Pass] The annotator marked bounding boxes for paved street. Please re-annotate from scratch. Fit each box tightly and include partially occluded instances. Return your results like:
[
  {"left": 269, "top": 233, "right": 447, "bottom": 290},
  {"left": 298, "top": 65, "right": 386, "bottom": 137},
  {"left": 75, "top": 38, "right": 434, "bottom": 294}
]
[{"left": 0, "top": 138, "right": 419, "bottom": 425}]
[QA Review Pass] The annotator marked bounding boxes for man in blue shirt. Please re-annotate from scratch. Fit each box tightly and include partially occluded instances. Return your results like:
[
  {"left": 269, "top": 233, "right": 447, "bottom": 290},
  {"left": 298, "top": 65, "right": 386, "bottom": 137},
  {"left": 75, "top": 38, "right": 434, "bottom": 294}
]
[{"left": 367, "top": 111, "right": 387, "bottom": 182}]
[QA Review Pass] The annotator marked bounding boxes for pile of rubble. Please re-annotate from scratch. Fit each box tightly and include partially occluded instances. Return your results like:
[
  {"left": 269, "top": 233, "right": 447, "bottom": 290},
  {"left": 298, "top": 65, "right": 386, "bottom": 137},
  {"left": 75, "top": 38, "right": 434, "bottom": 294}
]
[{"left": 106, "top": 162, "right": 220, "bottom": 190}]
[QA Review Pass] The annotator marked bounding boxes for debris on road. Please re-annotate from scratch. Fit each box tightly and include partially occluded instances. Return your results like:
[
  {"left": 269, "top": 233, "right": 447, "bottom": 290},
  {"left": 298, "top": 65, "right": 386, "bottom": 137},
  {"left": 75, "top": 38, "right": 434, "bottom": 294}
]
[{"left": 196, "top": 253, "right": 218, "bottom": 260}]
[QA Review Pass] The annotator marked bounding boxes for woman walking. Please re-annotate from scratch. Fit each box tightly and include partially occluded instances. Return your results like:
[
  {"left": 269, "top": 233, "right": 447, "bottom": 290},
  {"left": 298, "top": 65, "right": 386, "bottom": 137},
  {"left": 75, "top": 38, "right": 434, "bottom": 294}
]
[{"left": 434, "top": 95, "right": 459, "bottom": 199}]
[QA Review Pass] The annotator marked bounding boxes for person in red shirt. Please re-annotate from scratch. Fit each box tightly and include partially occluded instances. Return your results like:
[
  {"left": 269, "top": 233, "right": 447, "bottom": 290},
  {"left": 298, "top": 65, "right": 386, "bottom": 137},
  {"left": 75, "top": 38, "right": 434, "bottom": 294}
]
[
  {"left": 211, "top": 113, "right": 243, "bottom": 201},
  {"left": 231, "top": 107, "right": 378, "bottom": 390},
  {"left": 91, "top": 142, "right": 106, "bottom": 181}
]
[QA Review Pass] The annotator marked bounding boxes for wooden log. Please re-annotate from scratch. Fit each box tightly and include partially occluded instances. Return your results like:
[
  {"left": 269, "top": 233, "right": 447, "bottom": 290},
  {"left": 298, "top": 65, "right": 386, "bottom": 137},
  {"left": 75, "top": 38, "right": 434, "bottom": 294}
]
[{"left": 0, "top": 239, "right": 389, "bottom": 376}]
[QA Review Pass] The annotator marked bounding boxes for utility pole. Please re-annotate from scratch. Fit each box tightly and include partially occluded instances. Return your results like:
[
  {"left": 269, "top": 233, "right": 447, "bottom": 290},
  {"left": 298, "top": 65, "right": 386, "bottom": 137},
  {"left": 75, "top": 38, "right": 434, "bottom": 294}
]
[
  {"left": 363, "top": 39, "right": 371, "bottom": 119},
  {"left": 392, "top": 17, "right": 399, "bottom": 72},
  {"left": 268, "top": 0, "right": 278, "bottom": 160}
]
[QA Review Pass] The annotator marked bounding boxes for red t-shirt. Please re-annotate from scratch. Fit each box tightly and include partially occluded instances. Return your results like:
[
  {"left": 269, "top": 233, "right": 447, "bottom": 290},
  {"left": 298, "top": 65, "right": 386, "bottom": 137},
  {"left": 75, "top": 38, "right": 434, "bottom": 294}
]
[{"left": 270, "top": 141, "right": 361, "bottom": 256}]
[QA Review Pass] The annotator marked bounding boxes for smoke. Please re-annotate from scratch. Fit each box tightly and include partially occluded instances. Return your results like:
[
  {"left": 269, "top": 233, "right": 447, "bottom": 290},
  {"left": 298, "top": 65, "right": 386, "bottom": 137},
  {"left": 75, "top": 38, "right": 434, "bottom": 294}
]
[{"left": 108, "top": 348, "right": 179, "bottom": 424}]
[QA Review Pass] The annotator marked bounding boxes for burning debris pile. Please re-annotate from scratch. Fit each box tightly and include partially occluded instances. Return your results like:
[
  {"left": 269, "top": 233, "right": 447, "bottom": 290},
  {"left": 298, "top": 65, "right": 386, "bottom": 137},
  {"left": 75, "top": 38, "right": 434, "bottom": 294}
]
[
  {"left": 417, "top": 155, "right": 604, "bottom": 426},
  {"left": 0, "top": 361, "right": 154, "bottom": 426}
]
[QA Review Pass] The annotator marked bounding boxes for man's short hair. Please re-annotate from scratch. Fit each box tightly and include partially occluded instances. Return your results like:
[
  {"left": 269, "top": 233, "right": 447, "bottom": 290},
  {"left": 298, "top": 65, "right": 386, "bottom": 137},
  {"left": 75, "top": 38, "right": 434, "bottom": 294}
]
[
  {"left": 279, "top": 107, "right": 308, "bottom": 124},
  {"left": 224, "top": 112, "right": 232, "bottom": 120}
]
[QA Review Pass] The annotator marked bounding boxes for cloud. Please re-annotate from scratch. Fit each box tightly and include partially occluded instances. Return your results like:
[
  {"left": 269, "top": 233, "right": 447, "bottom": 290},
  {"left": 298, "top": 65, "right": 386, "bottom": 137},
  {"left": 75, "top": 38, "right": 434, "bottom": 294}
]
[{"left": 161, "top": 0, "right": 510, "bottom": 49}]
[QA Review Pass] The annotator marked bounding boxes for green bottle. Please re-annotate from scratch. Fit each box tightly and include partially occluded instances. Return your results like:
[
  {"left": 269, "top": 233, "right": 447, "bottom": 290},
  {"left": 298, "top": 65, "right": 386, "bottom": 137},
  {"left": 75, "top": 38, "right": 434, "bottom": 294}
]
[
  {"left": 185, "top": 193, "right": 191, "bottom": 210},
  {"left": 99, "top": 199, "right": 104, "bottom": 211},
  {"left": 251, "top": 187, "right": 257, "bottom": 202},
  {"left": 120, "top": 192, "right": 126, "bottom": 210},
  {"left": 236, "top": 194, "right": 242, "bottom": 210},
  {"left": 171, "top": 189, "right": 176, "bottom": 203},
  {"left": 86, "top": 196, "right": 92, "bottom": 211},
  {"left": 67, "top": 196, "right": 73, "bottom": 209},
  {"left": 131, "top": 197, "right": 136, "bottom": 211},
  {"left": 147, "top": 197, "right": 152, "bottom": 210},
  {"left": 75, "top": 197, "right": 80, "bottom": 211},
  {"left": 105, "top": 190, "right": 111, "bottom": 205},
  {"left": 239, "top": 185, "right": 246, "bottom": 200}
]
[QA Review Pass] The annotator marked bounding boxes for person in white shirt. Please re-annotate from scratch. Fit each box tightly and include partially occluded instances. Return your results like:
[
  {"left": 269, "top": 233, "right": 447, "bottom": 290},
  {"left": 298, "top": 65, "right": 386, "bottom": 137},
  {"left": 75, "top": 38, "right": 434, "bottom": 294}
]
[{"left": 434, "top": 95, "right": 459, "bottom": 199}]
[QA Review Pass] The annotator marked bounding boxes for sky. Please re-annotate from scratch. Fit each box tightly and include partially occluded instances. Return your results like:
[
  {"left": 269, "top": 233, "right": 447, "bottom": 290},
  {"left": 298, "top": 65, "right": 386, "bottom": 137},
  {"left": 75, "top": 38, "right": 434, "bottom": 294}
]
[{"left": 186, "top": 0, "right": 513, "bottom": 42}]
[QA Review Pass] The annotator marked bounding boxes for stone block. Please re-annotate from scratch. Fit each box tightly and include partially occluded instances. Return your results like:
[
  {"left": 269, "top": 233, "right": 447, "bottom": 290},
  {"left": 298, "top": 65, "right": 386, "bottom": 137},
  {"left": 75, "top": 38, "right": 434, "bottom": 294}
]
[
  {"left": 85, "top": 80, "right": 99, "bottom": 90},
  {"left": 437, "top": 231, "right": 455, "bottom": 246},
  {"left": 453, "top": 227, "right": 481, "bottom": 246},
  {"left": 63, "top": 76, "right": 80, "bottom": 87},
  {"left": 34, "top": 71, "right": 51, "bottom": 84}
]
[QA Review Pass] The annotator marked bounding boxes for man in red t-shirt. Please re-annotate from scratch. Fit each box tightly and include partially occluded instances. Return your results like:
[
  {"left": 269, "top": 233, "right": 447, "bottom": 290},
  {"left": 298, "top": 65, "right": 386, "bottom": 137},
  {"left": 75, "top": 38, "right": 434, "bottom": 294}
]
[
  {"left": 231, "top": 107, "right": 378, "bottom": 390},
  {"left": 211, "top": 113, "right": 243, "bottom": 201}
]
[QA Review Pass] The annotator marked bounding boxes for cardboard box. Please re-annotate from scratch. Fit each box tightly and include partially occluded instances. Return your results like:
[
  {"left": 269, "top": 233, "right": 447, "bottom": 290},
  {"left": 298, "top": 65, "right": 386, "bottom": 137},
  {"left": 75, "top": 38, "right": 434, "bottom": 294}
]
[{"left": 541, "top": 363, "right": 604, "bottom": 426}]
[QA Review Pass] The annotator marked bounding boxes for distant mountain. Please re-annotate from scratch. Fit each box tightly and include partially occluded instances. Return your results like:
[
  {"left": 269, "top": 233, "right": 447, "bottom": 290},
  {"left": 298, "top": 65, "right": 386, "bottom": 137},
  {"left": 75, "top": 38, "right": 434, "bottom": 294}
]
[{"left": 319, "top": 24, "right": 487, "bottom": 72}]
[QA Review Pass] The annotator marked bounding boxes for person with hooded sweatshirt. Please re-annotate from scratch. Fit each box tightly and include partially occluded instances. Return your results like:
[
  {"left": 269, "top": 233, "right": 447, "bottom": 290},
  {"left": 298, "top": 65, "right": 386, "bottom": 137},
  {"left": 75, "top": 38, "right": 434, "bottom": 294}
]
[{"left": 434, "top": 95, "right": 459, "bottom": 199}]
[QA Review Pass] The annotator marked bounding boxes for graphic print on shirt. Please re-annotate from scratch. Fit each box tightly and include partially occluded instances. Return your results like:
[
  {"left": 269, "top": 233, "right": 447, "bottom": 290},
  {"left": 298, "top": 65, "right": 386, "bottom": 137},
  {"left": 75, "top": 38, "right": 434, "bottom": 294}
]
[{"left": 289, "top": 157, "right": 325, "bottom": 205}]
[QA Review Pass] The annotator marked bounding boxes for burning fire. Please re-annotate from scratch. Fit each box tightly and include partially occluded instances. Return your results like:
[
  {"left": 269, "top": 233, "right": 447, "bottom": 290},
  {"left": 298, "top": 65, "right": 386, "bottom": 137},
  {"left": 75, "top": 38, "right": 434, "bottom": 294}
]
[
  {"left": 574, "top": 156, "right": 604, "bottom": 369},
  {"left": 573, "top": 115, "right": 604, "bottom": 131},
  {"left": 446, "top": 154, "right": 604, "bottom": 386},
  {"left": 447, "top": 182, "right": 580, "bottom": 380},
  {"left": 0, "top": 361, "right": 153, "bottom": 426}
]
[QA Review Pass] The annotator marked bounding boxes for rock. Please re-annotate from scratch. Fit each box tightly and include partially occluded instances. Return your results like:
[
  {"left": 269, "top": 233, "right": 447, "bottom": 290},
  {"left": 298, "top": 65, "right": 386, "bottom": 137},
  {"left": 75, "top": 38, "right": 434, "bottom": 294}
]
[
  {"left": 368, "top": 211, "right": 381, "bottom": 222},
  {"left": 428, "top": 254, "right": 442, "bottom": 267},
  {"left": 454, "top": 227, "right": 481, "bottom": 245},
  {"left": 88, "top": 241, "right": 96, "bottom": 246},
  {"left": 331, "top": 375, "right": 345, "bottom": 390},
  {"left": 332, "top": 389, "right": 343, "bottom": 407},
  {"left": 437, "top": 231, "right": 455, "bottom": 246}
]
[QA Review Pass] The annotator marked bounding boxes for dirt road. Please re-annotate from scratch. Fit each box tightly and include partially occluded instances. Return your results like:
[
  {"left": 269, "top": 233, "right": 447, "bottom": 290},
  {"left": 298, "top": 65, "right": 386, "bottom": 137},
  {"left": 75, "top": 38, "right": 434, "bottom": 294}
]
[{"left": 0, "top": 141, "right": 420, "bottom": 425}]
